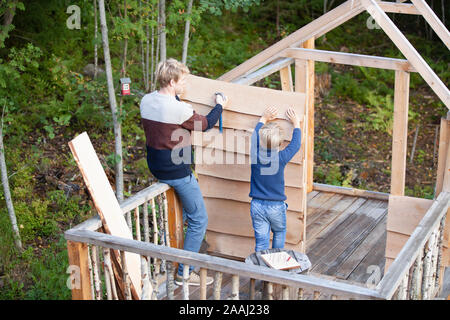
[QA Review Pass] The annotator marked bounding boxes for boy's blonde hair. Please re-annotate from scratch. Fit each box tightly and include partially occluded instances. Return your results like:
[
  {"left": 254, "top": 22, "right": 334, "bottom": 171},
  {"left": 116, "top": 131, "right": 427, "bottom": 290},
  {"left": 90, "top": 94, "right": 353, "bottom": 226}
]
[
  {"left": 259, "top": 122, "right": 283, "bottom": 150},
  {"left": 156, "top": 58, "right": 190, "bottom": 88}
]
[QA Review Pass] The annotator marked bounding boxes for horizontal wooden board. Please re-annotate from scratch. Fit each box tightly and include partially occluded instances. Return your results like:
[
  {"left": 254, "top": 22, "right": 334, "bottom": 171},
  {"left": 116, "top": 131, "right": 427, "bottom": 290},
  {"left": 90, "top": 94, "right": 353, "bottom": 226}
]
[
  {"left": 206, "top": 230, "right": 304, "bottom": 259},
  {"left": 385, "top": 231, "right": 409, "bottom": 260},
  {"left": 386, "top": 195, "right": 433, "bottom": 235},
  {"left": 205, "top": 198, "right": 304, "bottom": 244},
  {"left": 198, "top": 174, "right": 303, "bottom": 212},
  {"left": 192, "top": 125, "right": 302, "bottom": 164},
  {"left": 181, "top": 74, "right": 306, "bottom": 118},
  {"left": 195, "top": 147, "right": 303, "bottom": 188}
]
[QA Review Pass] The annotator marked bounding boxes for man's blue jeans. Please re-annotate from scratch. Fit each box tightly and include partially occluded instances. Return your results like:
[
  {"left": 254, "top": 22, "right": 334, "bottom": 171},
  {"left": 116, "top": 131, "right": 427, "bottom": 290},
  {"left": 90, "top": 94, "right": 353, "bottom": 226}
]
[
  {"left": 159, "top": 173, "right": 208, "bottom": 276},
  {"left": 250, "top": 199, "right": 287, "bottom": 252}
]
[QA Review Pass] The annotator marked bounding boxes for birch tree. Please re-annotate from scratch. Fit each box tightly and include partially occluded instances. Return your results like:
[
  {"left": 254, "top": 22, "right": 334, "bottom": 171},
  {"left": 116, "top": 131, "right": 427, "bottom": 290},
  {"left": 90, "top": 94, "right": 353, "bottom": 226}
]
[
  {"left": 181, "top": 0, "right": 193, "bottom": 65},
  {"left": 0, "top": 105, "right": 22, "bottom": 251},
  {"left": 98, "top": 0, "right": 124, "bottom": 203},
  {"left": 159, "top": 0, "right": 166, "bottom": 62}
]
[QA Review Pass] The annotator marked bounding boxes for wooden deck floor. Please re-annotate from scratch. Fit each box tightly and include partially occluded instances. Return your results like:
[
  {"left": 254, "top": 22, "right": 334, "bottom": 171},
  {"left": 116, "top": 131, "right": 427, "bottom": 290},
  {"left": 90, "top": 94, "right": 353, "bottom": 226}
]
[{"left": 167, "top": 190, "right": 388, "bottom": 300}]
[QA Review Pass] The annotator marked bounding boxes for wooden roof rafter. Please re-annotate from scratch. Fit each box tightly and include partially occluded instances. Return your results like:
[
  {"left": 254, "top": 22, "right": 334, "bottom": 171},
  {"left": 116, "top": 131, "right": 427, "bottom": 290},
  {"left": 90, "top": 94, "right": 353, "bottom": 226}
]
[
  {"left": 219, "top": 0, "right": 450, "bottom": 109},
  {"left": 362, "top": 0, "right": 450, "bottom": 109}
]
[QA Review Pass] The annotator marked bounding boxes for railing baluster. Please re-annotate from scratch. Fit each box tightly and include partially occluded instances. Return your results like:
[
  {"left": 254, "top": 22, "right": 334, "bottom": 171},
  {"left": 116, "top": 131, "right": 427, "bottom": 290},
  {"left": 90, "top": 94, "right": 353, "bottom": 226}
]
[
  {"left": 397, "top": 273, "right": 408, "bottom": 300},
  {"left": 91, "top": 245, "right": 102, "bottom": 300},
  {"left": 435, "top": 214, "right": 446, "bottom": 289},
  {"left": 313, "top": 291, "right": 320, "bottom": 300},
  {"left": 134, "top": 207, "right": 141, "bottom": 241},
  {"left": 200, "top": 268, "right": 207, "bottom": 300},
  {"left": 249, "top": 278, "right": 255, "bottom": 300},
  {"left": 182, "top": 264, "right": 190, "bottom": 300},
  {"left": 421, "top": 231, "right": 436, "bottom": 300},
  {"left": 297, "top": 288, "right": 304, "bottom": 300},
  {"left": 410, "top": 250, "right": 423, "bottom": 300},
  {"left": 126, "top": 211, "right": 132, "bottom": 232},
  {"left": 166, "top": 261, "right": 175, "bottom": 300},
  {"left": 140, "top": 255, "right": 152, "bottom": 300},
  {"left": 282, "top": 285, "right": 289, "bottom": 300},
  {"left": 120, "top": 251, "right": 132, "bottom": 300},
  {"left": 231, "top": 275, "right": 239, "bottom": 300},
  {"left": 214, "top": 271, "right": 223, "bottom": 300},
  {"left": 266, "top": 282, "right": 273, "bottom": 300},
  {"left": 102, "top": 248, "right": 112, "bottom": 300},
  {"left": 87, "top": 245, "right": 95, "bottom": 299},
  {"left": 162, "top": 192, "right": 170, "bottom": 247},
  {"left": 103, "top": 248, "right": 118, "bottom": 300}
]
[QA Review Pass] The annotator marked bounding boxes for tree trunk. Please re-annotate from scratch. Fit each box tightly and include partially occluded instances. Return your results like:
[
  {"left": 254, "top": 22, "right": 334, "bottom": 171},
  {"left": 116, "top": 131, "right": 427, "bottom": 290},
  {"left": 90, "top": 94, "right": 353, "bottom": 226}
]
[
  {"left": 1, "top": 0, "right": 18, "bottom": 46},
  {"left": 159, "top": 0, "right": 166, "bottom": 62},
  {"left": 98, "top": 0, "right": 124, "bottom": 203},
  {"left": 276, "top": 0, "right": 280, "bottom": 39},
  {"left": 120, "top": 0, "right": 128, "bottom": 78},
  {"left": 181, "top": 0, "right": 193, "bottom": 65},
  {"left": 0, "top": 107, "right": 22, "bottom": 251},
  {"left": 94, "top": 0, "right": 98, "bottom": 78}
]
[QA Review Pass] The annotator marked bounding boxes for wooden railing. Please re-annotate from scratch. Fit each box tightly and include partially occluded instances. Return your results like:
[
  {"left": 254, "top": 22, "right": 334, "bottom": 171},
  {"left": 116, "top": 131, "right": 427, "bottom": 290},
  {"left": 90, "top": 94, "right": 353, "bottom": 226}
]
[
  {"left": 64, "top": 183, "right": 449, "bottom": 300},
  {"left": 376, "top": 191, "right": 449, "bottom": 300}
]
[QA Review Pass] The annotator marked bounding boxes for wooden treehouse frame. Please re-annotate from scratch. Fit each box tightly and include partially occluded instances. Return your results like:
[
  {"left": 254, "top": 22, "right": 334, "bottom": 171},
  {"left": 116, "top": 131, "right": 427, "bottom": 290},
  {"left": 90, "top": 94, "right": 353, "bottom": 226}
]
[{"left": 65, "top": 0, "right": 450, "bottom": 300}]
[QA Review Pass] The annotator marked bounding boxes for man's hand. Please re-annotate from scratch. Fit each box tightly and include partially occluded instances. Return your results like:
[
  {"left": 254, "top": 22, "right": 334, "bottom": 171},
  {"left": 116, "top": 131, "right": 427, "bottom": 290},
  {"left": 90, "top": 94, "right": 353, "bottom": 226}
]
[
  {"left": 215, "top": 92, "right": 228, "bottom": 108},
  {"left": 261, "top": 106, "right": 278, "bottom": 124},
  {"left": 286, "top": 108, "right": 301, "bottom": 129}
]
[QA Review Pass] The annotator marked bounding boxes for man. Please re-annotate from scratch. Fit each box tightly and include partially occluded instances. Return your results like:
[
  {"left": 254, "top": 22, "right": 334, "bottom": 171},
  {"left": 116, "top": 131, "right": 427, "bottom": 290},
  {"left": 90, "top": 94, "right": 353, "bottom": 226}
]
[{"left": 140, "top": 58, "right": 227, "bottom": 286}]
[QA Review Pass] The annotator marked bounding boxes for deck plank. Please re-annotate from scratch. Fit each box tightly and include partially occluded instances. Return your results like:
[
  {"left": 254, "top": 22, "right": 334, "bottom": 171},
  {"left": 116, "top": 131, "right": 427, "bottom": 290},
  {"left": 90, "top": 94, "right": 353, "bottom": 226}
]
[
  {"left": 308, "top": 199, "right": 387, "bottom": 273},
  {"left": 165, "top": 190, "right": 390, "bottom": 299},
  {"left": 334, "top": 215, "right": 387, "bottom": 280}
]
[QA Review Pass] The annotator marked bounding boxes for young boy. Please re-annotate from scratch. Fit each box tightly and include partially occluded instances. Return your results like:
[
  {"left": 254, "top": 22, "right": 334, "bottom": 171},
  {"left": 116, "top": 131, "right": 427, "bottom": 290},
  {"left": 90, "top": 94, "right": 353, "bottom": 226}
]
[
  {"left": 249, "top": 106, "right": 302, "bottom": 252},
  {"left": 140, "top": 58, "right": 227, "bottom": 286}
]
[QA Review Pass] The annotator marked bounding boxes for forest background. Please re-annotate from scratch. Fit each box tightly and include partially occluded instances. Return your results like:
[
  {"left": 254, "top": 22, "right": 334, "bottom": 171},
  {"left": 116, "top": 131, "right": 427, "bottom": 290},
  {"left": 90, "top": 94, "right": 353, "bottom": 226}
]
[{"left": 0, "top": 0, "right": 448, "bottom": 299}]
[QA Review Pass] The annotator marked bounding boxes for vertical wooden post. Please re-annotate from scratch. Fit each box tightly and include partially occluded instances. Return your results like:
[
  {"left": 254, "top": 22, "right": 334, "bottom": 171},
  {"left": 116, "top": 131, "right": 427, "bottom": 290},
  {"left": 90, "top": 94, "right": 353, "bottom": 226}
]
[
  {"left": 67, "top": 241, "right": 93, "bottom": 300},
  {"left": 166, "top": 188, "right": 184, "bottom": 249},
  {"left": 279, "top": 65, "right": 293, "bottom": 92},
  {"left": 390, "top": 70, "right": 410, "bottom": 196},
  {"left": 435, "top": 118, "right": 450, "bottom": 197},
  {"left": 295, "top": 39, "right": 315, "bottom": 193},
  {"left": 435, "top": 116, "right": 450, "bottom": 276},
  {"left": 295, "top": 57, "right": 309, "bottom": 253},
  {"left": 303, "top": 38, "right": 315, "bottom": 194}
]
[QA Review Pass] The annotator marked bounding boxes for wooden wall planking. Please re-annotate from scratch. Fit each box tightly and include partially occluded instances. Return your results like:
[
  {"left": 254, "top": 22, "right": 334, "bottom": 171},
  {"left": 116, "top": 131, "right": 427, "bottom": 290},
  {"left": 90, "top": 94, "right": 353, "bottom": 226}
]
[
  {"left": 194, "top": 148, "right": 303, "bottom": 188},
  {"left": 191, "top": 126, "right": 302, "bottom": 164},
  {"left": 204, "top": 197, "right": 304, "bottom": 244},
  {"left": 180, "top": 75, "right": 307, "bottom": 259},
  {"left": 384, "top": 195, "right": 433, "bottom": 273},
  {"left": 197, "top": 174, "right": 303, "bottom": 212},
  {"left": 181, "top": 74, "right": 306, "bottom": 118}
]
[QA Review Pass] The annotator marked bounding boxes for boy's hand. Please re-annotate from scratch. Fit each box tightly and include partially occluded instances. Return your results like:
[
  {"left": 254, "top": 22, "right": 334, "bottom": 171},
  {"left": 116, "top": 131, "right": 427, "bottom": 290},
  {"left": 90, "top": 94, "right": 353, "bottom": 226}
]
[
  {"left": 261, "top": 106, "right": 278, "bottom": 124},
  {"left": 215, "top": 92, "right": 228, "bottom": 108},
  {"left": 286, "top": 108, "right": 301, "bottom": 128}
]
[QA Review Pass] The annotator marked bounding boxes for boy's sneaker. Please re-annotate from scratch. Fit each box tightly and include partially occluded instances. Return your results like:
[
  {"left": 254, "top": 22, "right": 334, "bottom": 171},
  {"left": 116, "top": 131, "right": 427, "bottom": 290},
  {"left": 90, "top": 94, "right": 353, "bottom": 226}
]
[{"left": 175, "top": 272, "right": 214, "bottom": 286}]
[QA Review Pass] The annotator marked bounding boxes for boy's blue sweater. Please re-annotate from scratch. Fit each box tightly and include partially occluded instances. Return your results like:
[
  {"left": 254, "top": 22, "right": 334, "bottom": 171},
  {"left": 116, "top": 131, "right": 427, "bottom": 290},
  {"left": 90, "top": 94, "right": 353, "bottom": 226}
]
[{"left": 249, "top": 122, "right": 301, "bottom": 201}]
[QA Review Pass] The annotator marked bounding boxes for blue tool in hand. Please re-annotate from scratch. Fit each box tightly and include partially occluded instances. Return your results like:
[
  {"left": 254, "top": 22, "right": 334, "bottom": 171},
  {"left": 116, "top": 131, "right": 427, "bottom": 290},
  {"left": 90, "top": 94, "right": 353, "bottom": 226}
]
[{"left": 215, "top": 92, "right": 226, "bottom": 133}]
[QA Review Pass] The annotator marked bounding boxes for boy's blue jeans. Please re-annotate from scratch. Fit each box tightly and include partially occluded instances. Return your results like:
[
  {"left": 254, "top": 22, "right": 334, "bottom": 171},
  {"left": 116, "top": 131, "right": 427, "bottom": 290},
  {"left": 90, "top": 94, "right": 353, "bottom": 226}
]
[
  {"left": 250, "top": 199, "right": 287, "bottom": 252},
  {"left": 159, "top": 173, "right": 208, "bottom": 276}
]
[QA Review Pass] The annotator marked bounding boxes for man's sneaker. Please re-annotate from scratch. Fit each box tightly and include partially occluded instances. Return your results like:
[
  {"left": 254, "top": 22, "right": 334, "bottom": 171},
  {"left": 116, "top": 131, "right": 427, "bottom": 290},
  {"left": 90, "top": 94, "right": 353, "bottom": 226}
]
[{"left": 175, "top": 272, "right": 214, "bottom": 286}]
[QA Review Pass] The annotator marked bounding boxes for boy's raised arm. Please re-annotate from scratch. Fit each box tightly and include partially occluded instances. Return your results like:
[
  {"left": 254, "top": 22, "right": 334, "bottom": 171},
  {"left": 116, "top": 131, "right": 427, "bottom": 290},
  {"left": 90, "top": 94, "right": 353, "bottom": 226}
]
[{"left": 280, "top": 108, "right": 302, "bottom": 163}]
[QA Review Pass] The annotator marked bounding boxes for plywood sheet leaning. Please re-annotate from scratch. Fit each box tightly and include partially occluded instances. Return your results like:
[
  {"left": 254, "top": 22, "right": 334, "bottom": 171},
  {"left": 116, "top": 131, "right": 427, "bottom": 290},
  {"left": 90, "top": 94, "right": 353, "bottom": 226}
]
[
  {"left": 69, "top": 132, "right": 142, "bottom": 299},
  {"left": 384, "top": 195, "right": 433, "bottom": 273},
  {"left": 180, "top": 74, "right": 307, "bottom": 259}
]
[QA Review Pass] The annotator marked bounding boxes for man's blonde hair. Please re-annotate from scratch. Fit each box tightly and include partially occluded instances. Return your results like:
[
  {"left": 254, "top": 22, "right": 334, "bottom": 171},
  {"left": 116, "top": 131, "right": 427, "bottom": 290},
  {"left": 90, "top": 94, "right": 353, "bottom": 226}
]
[
  {"left": 259, "top": 122, "right": 283, "bottom": 150},
  {"left": 156, "top": 58, "right": 190, "bottom": 88}
]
